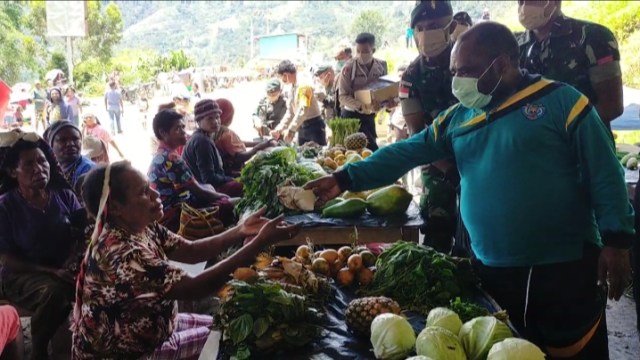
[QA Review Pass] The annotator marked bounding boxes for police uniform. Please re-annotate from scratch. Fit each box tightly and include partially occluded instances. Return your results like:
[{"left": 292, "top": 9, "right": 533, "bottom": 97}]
[
  {"left": 399, "top": 0, "right": 460, "bottom": 252},
  {"left": 338, "top": 57, "right": 388, "bottom": 151},
  {"left": 276, "top": 77, "right": 325, "bottom": 146},
  {"left": 517, "top": 14, "right": 622, "bottom": 130}
]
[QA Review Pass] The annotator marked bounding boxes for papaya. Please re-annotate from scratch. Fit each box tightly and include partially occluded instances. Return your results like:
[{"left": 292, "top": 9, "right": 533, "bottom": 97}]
[
  {"left": 366, "top": 185, "right": 413, "bottom": 216},
  {"left": 342, "top": 191, "right": 368, "bottom": 200},
  {"left": 322, "top": 198, "right": 367, "bottom": 218},
  {"left": 318, "top": 197, "right": 345, "bottom": 212}
]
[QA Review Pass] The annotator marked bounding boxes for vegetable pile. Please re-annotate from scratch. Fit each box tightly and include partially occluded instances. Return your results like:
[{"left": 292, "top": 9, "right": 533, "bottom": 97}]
[
  {"left": 327, "top": 118, "right": 361, "bottom": 147},
  {"left": 361, "top": 241, "right": 477, "bottom": 315},
  {"left": 236, "top": 146, "right": 324, "bottom": 218},
  {"left": 368, "top": 306, "right": 545, "bottom": 360},
  {"left": 215, "top": 279, "right": 323, "bottom": 360}
]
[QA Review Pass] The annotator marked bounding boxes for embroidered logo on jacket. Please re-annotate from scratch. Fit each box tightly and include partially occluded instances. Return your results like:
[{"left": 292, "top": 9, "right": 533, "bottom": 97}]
[{"left": 522, "top": 103, "right": 546, "bottom": 120}]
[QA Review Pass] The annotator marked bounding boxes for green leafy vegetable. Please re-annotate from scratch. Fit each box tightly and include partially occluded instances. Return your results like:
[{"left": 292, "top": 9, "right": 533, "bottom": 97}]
[
  {"left": 236, "top": 146, "right": 321, "bottom": 218},
  {"left": 215, "top": 279, "right": 323, "bottom": 359},
  {"left": 426, "top": 307, "right": 463, "bottom": 335},
  {"left": 361, "top": 241, "right": 477, "bottom": 315},
  {"left": 487, "top": 338, "right": 546, "bottom": 360}
]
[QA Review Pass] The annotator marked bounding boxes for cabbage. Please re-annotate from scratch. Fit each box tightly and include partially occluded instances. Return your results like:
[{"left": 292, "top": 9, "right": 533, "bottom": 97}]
[
  {"left": 405, "top": 356, "right": 434, "bottom": 360},
  {"left": 459, "top": 316, "right": 513, "bottom": 360},
  {"left": 416, "top": 326, "right": 467, "bottom": 360},
  {"left": 426, "top": 307, "right": 463, "bottom": 335},
  {"left": 370, "top": 313, "right": 416, "bottom": 360},
  {"left": 487, "top": 338, "right": 546, "bottom": 360}
]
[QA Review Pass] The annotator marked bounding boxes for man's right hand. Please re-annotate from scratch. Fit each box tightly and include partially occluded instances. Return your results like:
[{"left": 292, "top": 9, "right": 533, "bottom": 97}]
[{"left": 304, "top": 175, "right": 342, "bottom": 206}]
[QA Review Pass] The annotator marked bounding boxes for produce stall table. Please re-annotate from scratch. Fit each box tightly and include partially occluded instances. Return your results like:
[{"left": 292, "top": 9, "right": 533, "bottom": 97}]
[
  {"left": 276, "top": 202, "right": 424, "bottom": 246},
  {"left": 214, "top": 283, "right": 514, "bottom": 360}
]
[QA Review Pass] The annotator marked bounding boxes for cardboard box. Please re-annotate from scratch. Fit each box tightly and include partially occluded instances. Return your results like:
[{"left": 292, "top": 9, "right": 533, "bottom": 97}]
[{"left": 354, "top": 78, "right": 399, "bottom": 105}]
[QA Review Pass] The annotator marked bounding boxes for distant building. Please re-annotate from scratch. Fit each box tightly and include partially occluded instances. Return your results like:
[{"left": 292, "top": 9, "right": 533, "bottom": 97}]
[{"left": 256, "top": 32, "right": 307, "bottom": 62}]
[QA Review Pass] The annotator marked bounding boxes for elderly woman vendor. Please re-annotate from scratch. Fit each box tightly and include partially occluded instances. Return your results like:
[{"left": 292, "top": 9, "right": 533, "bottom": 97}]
[
  {"left": 0, "top": 129, "right": 86, "bottom": 359},
  {"left": 72, "top": 161, "right": 298, "bottom": 358}
]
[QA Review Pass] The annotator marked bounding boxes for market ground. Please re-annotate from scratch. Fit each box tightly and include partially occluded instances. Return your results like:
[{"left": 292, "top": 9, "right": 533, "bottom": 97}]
[{"left": 20, "top": 81, "right": 640, "bottom": 358}]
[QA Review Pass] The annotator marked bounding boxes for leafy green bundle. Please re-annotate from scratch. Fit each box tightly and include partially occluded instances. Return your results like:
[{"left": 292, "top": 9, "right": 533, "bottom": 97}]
[
  {"left": 235, "top": 146, "right": 322, "bottom": 218},
  {"left": 327, "top": 118, "right": 361, "bottom": 147},
  {"left": 216, "top": 280, "right": 323, "bottom": 360},
  {"left": 362, "top": 241, "right": 477, "bottom": 315}
]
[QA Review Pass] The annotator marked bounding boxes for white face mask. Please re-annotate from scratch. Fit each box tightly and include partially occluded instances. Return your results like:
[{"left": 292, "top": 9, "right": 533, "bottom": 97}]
[
  {"left": 452, "top": 58, "right": 502, "bottom": 109},
  {"left": 415, "top": 23, "right": 451, "bottom": 58},
  {"left": 518, "top": 1, "right": 556, "bottom": 30},
  {"left": 358, "top": 53, "right": 374, "bottom": 65}
]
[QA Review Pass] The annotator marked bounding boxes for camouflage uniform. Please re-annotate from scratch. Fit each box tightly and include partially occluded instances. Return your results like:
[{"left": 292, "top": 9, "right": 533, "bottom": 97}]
[
  {"left": 516, "top": 14, "right": 622, "bottom": 130},
  {"left": 253, "top": 95, "right": 287, "bottom": 134},
  {"left": 399, "top": 47, "right": 459, "bottom": 252}
]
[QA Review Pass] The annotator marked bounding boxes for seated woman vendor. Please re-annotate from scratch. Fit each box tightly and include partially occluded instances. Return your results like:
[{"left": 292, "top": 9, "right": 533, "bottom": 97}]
[
  {"left": 182, "top": 99, "right": 244, "bottom": 197},
  {"left": 0, "top": 130, "right": 86, "bottom": 359},
  {"left": 213, "top": 98, "right": 276, "bottom": 177},
  {"left": 72, "top": 161, "right": 298, "bottom": 359},
  {"left": 148, "top": 109, "right": 235, "bottom": 231},
  {"left": 44, "top": 121, "right": 95, "bottom": 188}
]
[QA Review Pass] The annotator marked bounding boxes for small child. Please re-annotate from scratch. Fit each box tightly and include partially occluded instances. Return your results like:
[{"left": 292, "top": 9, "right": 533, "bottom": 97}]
[{"left": 138, "top": 97, "right": 149, "bottom": 131}]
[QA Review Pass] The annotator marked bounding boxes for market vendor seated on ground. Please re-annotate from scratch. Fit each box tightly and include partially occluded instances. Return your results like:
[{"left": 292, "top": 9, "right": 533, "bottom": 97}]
[
  {"left": 72, "top": 161, "right": 298, "bottom": 358},
  {"left": 0, "top": 130, "right": 87, "bottom": 360},
  {"left": 148, "top": 109, "right": 236, "bottom": 231},
  {"left": 44, "top": 121, "right": 95, "bottom": 189},
  {"left": 182, "top": 99, "right": 244, "bottom": 197},
  {"left": 305, "top": 22, "right": 634, "bottom": 359},
  {"left": 213, "top": 98, "right": 276, "bottom": 177}
]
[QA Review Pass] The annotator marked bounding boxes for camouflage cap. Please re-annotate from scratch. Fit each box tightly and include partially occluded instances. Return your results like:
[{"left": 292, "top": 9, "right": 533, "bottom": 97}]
[
  {"left": 265, "top": 78, "right": 282, "bottom": 93},
  {"left": 411, "top": 0, "right": 453, "bottom": 28},
  {"left": 313, "top": 64, "right": 333, "bottom": 77}
]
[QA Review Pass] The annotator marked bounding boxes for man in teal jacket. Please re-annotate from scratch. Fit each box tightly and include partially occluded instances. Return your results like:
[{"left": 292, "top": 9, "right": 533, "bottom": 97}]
[{"left": 306, "top": 22, "right": 633, "bottom": 359}]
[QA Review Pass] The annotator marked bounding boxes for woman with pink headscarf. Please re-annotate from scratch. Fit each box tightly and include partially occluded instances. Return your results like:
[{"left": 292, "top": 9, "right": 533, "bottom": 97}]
[{"left": 213, "top": 99, "right": 276, "bottom": 176}]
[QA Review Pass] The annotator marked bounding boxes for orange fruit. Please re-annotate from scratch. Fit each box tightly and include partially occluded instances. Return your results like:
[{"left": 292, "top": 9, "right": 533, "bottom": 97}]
[
  {"left": 347, "top": 254, "right": 363, "bottom": 272},
  {"left": 320, "top": 249, "right": 340, "bottom": 264},
  {"left": 337, "top": 268, "right": 355, "bottom": 286}
]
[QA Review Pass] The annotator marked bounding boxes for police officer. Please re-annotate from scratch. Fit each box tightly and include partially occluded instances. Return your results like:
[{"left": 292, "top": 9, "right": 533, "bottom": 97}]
[
  {"left": 516, "top": 0, "right": 623, "bottom": 129},
  {"left": 399, "top": 0, "right": 460, "bottom": 252},
  {"left": 338, "top": 32, "right": 388, "bottom": 152},
  {"left": 314, "top": 64, "right": 340, "bottom": 120},
  {"left": 253, "top": 78, "right": 287, "bottom": 137}
]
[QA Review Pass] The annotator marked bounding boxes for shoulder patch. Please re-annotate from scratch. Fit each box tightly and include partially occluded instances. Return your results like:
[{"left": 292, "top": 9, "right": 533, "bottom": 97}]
[{"left": 521, "top": 103, "right": 546, "bottom": 120}]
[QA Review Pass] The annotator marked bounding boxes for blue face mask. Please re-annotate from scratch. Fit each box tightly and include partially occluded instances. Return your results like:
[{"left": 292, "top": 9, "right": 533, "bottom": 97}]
[
  {"left": 335, "top": 60, "right": 346, "bottom": 71},
  {"left": 452, "top": 58, "right": 502, "bottom": 109}
]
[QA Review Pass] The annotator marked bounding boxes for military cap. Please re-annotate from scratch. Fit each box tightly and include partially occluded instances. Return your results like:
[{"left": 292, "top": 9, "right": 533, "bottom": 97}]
[
  {"left": 265, "top": 78, "right": 282, "bottom": 92},
  {"left": 411, "top": 0, "right": 454, "bottom": 28},
  {"left": 313, "top": 64, "right": 333, "bottom": 77}
]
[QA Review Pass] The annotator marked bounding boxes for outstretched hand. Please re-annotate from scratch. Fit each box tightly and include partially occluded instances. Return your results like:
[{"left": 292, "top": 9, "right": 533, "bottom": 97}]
[
  {"left": 238, "top": 207, "right": 269, "bottom": 237},
  {"left": 304, "top": 175, "right": 342, "bottom": 207},
  {"left": 253, "top": 214, "right": 299, "bottom": 246}
]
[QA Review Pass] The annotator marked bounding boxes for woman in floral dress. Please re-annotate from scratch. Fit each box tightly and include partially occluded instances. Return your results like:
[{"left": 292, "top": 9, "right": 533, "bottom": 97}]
[{"left": 72, "top": 161, "right": 298, "bottom": 359}]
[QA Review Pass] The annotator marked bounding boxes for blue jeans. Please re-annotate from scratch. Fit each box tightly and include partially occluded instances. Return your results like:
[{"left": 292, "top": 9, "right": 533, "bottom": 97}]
[{"left": 108, "top": 109, "right": 122, "bottom": 134}]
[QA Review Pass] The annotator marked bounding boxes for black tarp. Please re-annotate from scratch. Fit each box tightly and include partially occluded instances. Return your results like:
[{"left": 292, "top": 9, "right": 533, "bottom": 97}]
[{"left": 217, "top": 284, "right": 514, "bottom": 360}]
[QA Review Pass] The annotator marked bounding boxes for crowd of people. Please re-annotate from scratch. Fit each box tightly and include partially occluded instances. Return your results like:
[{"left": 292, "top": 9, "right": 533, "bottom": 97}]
[{"left": 0, "top": 0, "right": 637, "bottom": 359}]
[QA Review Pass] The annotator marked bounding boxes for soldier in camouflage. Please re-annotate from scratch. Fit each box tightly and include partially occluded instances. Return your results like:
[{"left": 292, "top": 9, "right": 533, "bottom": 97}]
[
  {"left": 313, "top": 64, "right": 340, "bottom": 120},
  {"left": 253, "top": 78, "right": 288, "bottom": 138},
  {"left": 399, "top": 0, "right": 461, "bottom": 253},
  {"left": 516, "top": 0, "right": 623, "bottom": 129}
]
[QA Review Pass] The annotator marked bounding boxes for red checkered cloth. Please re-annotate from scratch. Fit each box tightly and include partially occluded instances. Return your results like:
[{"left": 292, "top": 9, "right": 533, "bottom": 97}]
[{"left": 143, "top": 313, "right": 213, "bottom": 360}]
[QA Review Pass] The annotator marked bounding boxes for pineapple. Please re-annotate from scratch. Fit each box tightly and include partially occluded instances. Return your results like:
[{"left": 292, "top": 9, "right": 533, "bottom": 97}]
[
  {"left": 345, "top": 296, "right": 401, "bottom": 336},
  {"left": 344, "top": 132, "right": 368, "bottom": 151}
]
